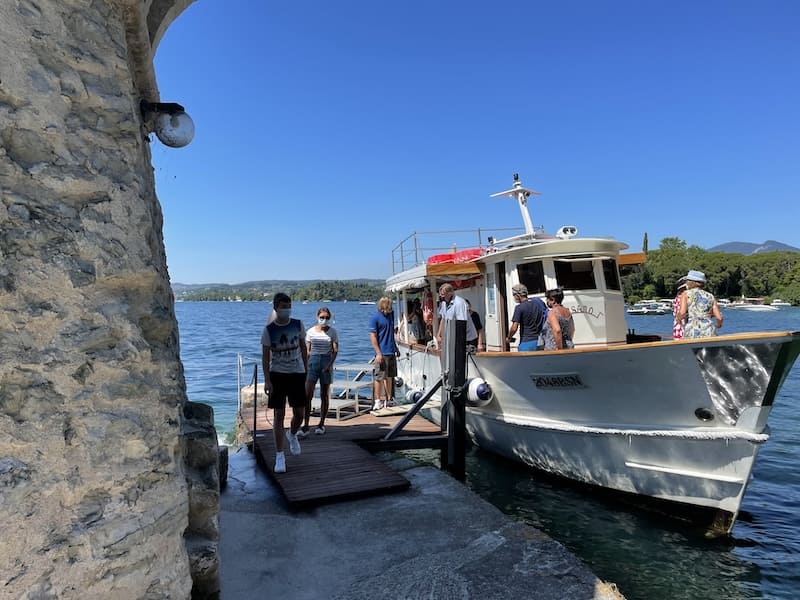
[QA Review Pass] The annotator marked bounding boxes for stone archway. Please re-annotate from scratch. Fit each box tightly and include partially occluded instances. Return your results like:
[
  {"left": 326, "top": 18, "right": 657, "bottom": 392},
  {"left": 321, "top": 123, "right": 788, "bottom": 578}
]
[{"left": 1, "top": 1, "right": 214, "bottom": 596}]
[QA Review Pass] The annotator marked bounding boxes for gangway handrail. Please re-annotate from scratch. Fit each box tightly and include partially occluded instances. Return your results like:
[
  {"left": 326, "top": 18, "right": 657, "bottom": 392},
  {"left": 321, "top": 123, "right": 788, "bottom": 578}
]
[
  {"left": 237, "top": 353, "right": 262, "bottom": 408},
  {"left": 383, "top": 377, "right": 443, "bottom": 441},
  {"left": 252, "top": 363, "right": 258, "bottom": 444},
  {"left": 334, "top": 357, "right": 375, "bottom": 399}
]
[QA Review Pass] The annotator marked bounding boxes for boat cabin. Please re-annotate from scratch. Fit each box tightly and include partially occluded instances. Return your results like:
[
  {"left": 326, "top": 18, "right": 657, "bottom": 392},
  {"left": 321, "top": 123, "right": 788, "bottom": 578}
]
[{"left": 386, "top": 177, "right": 631, "bottom": 350}]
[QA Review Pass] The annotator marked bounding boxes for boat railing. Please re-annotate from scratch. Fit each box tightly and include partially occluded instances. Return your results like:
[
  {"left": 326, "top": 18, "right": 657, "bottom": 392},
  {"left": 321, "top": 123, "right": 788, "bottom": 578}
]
[
  {"left": 238, "top": 352, "right": 376, "bottom": 415},
  {"left": 391, "top": 227, "right": 528, "bottom": 274}
]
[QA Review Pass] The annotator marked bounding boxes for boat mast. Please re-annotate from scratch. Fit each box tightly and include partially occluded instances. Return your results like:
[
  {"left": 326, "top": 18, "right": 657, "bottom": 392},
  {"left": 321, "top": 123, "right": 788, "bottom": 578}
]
[{"left": 489, "top": 173, "right": 540, "bottom": 237}]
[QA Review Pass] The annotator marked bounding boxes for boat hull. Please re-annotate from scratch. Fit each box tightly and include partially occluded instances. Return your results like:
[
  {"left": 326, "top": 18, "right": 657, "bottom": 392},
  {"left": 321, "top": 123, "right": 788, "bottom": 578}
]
[{"left": 397, "top": 331, "right": 800, "bottom": 534}]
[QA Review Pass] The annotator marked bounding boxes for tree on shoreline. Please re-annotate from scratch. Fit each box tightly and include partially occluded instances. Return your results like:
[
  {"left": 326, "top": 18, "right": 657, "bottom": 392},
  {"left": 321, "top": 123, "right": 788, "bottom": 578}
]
[
  {"left": 623, "top": 238, "right": 800, "bottom": 304},
  {"left": 176, "top": 280, "right": 386, "bottom": 302},
  {"left": 175, "top": 241, "right": 800, "bottom": 306}
]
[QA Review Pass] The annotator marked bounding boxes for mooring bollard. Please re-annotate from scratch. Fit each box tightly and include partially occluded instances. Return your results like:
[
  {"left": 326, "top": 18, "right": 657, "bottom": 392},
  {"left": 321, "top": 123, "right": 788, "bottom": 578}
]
[{"left": 443, "top": 318, "right": 467, "bottom": 481}]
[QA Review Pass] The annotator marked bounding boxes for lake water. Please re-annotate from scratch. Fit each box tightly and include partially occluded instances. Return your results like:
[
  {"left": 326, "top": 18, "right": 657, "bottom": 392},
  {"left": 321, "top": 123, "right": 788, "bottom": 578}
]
[{"left": 175, "top": 301, "right": 800, "bottom": 599}]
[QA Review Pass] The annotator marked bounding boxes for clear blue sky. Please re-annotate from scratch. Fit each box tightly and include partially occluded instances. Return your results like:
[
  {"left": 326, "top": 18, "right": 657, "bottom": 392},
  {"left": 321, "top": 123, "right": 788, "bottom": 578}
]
[{"left": 153, "top": 1, "right": 799, "bottom": 284}]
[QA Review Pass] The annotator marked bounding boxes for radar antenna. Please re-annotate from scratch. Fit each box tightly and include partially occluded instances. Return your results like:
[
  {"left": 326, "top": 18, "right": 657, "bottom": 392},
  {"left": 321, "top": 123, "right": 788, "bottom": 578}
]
[{"left": 489, "top": 173, "right": 540, "bottom": 236}]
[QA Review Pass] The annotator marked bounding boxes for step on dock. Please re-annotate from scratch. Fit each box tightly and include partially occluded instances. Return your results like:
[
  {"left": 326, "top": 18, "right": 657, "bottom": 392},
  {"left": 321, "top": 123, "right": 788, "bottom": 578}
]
[{"left": 239, "top": 406, "right": 446, "bottom": 506}]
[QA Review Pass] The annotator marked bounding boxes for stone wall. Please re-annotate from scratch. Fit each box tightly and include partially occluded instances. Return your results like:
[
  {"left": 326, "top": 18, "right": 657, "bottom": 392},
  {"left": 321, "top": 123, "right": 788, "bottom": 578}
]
[{"left": 1, "top": 0, "right": 202, "bottom": 597}]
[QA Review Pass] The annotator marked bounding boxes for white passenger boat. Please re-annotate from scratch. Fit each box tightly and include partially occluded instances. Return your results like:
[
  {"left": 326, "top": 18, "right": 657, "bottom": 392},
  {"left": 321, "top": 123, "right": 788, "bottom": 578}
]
[
  {"left": 771, "top": 299, "right": 792, "bottom": 307},
  {"left": 727, "top": 297, "right": 780, "bottom": 312},
  {"left": 387, "top": 174, "right": 800, "bottom": 535},
  {"left": 627, "top": 301, "right": 669, "bottom": 315}
]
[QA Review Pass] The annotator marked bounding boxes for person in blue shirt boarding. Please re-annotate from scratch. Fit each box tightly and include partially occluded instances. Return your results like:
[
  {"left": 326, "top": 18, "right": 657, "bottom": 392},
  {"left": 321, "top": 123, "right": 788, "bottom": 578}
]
[
  {"left": 369, "top": 296, "right": 399, "bottom": 412},
  {"left": 436, "top": 283, "right": 477, "bottom": 351},
  {"left": 261, "top": 292, "right": 308, "bottom": 474},
  {"left": 506, "top": 283, "right": 547, "bottom": 351}
]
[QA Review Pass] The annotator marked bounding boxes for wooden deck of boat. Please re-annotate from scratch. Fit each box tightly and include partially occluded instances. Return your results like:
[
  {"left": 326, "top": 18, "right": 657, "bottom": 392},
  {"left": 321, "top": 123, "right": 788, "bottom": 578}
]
[{"left": 239, "top": 406, "right": 446, "bottom": 507}]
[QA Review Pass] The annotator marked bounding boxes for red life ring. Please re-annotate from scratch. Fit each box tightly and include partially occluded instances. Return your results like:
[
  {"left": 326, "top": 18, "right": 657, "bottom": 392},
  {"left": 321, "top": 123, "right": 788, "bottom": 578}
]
[
  {"left": 427, "top": 253, "right": 455, "bottom": 265},
  {"left": 422, "top": 290, "right": 434, "bottom": 324},
  {"left": 452, "top": 277, "right": 479, "bottom": 290},
  {"left": 453, "top": 248, "right": 482, "bottom": 263}
]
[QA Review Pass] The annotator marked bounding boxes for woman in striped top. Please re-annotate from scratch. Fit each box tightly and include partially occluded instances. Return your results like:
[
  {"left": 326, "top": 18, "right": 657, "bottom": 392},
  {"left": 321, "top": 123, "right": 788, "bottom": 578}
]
[{"left": 300, "top": 307, "right": 339, "bottom": 435}]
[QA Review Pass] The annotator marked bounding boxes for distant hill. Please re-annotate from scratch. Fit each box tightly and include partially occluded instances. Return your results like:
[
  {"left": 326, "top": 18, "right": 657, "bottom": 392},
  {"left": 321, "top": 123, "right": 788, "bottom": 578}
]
[
  {"left": 172, "top": 278, "right": 383, "bottom": 293},
  {"left": 171, "top": 278, "right": 386, "bottom": 302},
  {"left": 708, "top": 240, "right": 800, "bottom": 255}
]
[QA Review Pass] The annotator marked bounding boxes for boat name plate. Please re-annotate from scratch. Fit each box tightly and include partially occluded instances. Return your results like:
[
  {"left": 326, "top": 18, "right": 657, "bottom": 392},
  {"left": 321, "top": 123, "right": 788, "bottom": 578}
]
[{"left": 530, "top": 373, "right": 586, "bottom": 389}]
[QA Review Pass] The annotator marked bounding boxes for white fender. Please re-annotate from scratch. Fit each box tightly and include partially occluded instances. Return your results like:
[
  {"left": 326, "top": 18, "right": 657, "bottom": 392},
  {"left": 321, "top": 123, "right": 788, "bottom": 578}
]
[
  {"left": 466, "top": 378, "right": 494, "bottom": 407},
  {"left": 405, "top": 388, "right": 424, "bottom": 403}
]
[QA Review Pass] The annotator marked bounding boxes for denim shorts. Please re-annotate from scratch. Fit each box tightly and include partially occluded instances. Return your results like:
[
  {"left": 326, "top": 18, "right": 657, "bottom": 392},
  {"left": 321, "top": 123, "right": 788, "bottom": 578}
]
[
  {"left": 518, "top": 340, "right": 540, "bottom": 351},
  {"left": 307, "top": 353, "right": 333, "bottom": 386}
]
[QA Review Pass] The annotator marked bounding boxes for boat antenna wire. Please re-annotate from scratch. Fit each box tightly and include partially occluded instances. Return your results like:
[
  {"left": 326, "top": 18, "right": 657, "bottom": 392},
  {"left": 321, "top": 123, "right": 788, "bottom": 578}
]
[{"left": 489, "top": 173, "right": 541, "bottom": 237}]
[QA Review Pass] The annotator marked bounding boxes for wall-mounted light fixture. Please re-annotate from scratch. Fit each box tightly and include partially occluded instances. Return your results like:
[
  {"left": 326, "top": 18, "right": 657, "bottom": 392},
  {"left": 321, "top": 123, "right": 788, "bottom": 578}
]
[{"left": 140, "top": 100, "right": 195, "bottom": 148}]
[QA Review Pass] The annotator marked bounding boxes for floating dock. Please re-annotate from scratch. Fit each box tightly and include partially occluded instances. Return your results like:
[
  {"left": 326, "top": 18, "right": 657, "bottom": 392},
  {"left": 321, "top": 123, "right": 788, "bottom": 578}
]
[{"left": 239, "top": 405, "right": 447, "bottom": 506}]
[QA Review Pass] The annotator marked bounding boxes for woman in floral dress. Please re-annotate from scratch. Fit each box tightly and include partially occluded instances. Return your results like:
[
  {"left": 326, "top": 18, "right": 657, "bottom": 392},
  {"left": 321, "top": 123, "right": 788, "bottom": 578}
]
[{"left": 677, "top": 270, "right": 723, "bottom": 338}]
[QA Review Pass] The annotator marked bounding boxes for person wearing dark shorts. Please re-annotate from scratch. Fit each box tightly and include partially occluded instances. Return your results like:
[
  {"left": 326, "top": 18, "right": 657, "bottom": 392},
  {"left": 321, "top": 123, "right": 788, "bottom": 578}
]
[
  {"left": 369, "top": 296, "right": 398, "bottom": 411},
  {"left": 261, "top": 292, "right": 308, "bottom": 474},
  {"left": 373, "top": 353, "right": 397, "bottom": 400}
]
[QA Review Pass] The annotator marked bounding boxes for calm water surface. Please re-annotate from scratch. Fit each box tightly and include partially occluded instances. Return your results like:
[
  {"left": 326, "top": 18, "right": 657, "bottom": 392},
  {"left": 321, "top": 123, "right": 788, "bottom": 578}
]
[{"left": 176, "top": 301, "right": 800, "bottom": 599}]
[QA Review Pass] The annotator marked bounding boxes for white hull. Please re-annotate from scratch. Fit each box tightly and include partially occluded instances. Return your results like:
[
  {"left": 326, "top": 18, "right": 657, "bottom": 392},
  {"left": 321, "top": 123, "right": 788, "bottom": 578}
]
[
  {"left": 397, "top": 331, "right": 800, "bottom": 534},
  {"left": 385, "top": 174, "right": 800, "bottom": 535}
]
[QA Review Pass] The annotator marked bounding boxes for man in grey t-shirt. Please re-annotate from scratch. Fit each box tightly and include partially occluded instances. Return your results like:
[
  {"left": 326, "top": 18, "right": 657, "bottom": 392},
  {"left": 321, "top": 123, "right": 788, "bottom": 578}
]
[{"left": 261, "top": 292, "right": 308, "bottom": 474}]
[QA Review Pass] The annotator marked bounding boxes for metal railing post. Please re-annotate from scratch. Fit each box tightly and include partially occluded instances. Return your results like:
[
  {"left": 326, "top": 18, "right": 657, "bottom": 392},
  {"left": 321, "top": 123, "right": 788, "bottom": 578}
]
[{"left": 252, "top": 363, "right": 258, "bottom": 449}]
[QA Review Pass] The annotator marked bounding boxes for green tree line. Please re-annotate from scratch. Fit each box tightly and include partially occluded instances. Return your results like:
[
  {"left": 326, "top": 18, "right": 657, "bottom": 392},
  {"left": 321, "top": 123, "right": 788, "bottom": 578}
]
[
  {"left": 176, "top": 280, "right": 386, "bottom": 302},
  {"left": 175, "top": 242, "right": 800, "bottom": 306},
  {"left": 623, "top": 237, "right": 800, "bottom": 304}
]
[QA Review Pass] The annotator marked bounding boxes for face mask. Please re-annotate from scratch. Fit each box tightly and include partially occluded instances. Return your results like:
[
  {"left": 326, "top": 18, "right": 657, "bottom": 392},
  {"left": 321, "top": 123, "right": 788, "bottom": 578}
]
[
  {"left": 276, "top": 308, "right": 291, "bottom": 320},
  {"left": 318, "top": 317, "right": 329, "bottom": 325}
]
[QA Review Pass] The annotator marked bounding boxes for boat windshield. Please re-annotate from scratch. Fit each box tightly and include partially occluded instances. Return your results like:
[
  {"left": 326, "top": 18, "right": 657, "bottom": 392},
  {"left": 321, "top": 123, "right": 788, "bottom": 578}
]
[
  {"left": 517, "top": 262, "right": 546, "bottom": 294},
  {"left": 554, "top": 259, "right": 596, "bottom": 290},
  {"left": 602, "top": 259, "right": 622, "bottom": 290}
]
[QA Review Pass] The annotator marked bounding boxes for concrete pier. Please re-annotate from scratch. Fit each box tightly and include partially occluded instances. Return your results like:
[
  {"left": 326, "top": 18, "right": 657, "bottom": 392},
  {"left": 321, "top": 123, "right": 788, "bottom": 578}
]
[{"left": 220, "top": 448, "right": 624, "bottom": 599}]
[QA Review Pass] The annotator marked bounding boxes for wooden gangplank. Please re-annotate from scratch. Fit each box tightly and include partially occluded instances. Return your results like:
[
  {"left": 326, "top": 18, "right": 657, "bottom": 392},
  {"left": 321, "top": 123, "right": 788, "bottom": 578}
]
[{"left": 240, "top": 407, "right": 445, "bottom": 506}]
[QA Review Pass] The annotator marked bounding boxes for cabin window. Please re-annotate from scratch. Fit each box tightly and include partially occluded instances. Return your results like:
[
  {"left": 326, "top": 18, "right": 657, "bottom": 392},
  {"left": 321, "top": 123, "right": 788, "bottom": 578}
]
[
  {"left": 554, "top": 260, "right": 596, "bottom": 290},
  {"left": 516, "top": 262, "right": 546, "bottom": 294},
  {"left": 602, "top": 259, "right": 621, "bottom": 291}
]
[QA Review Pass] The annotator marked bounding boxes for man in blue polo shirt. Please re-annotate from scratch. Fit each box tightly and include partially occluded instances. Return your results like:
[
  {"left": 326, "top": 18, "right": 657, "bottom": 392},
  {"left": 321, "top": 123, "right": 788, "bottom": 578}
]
[{"left": 369, "top": 296, "right": 398, "bottom": 411}]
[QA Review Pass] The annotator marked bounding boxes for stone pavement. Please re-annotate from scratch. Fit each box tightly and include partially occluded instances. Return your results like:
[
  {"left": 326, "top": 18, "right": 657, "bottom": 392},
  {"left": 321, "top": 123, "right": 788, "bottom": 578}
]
[{"left": 219, "top": 447, "right": 624, "bottom": 599}]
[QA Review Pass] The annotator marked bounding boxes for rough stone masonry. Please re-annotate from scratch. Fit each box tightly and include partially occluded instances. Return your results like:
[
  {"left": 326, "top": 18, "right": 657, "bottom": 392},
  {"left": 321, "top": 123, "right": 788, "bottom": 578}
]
[{"left": 0, "top": 1, "right": 211, "bottom": 597}]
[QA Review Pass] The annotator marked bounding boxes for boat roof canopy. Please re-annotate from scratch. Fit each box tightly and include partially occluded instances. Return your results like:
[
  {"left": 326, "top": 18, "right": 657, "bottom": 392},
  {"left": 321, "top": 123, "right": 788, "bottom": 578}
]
[
  {"left": 618, "top": 252, "right": 646, "bottom": 266},
  {"left": 386, "top": 262, "right": 482, "bottom": 292}
]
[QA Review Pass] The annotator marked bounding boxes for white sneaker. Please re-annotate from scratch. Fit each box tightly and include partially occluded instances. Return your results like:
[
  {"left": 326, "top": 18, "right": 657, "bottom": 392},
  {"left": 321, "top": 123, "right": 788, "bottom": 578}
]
[
  {"left": 314, "top": 426, "right": 325, "bottom": 435},
  {"left": 296, "top": 426, "right": 310, "bottom": 439},
  {"left": 286, "top": 430, "right": 301, "bottom": 456},
  {"left": 372, "top": 400, "right": 385, "bottom": 413},
  {"left": 274, "top": 452, "right": 286, "bottom": 473}
]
